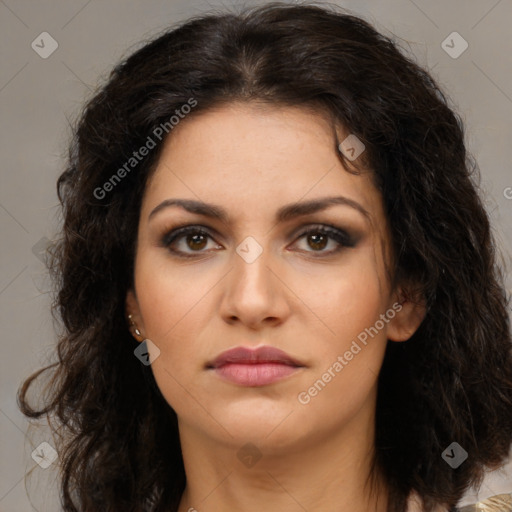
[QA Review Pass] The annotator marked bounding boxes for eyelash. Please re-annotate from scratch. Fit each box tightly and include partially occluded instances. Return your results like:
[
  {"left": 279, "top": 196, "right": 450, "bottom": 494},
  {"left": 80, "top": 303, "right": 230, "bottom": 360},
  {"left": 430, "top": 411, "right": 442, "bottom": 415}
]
[{"left": 160, "top": 224, "right": 357, "bottom": 259}]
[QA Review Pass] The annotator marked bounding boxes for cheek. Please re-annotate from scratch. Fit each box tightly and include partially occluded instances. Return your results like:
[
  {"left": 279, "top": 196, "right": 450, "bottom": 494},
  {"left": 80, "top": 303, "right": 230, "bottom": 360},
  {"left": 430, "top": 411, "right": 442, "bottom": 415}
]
[
  {"left": 293, "top": 255, "right": 388, "bottom": 354},
  {"left": 135, "top": 262, "right": 213, "bottom": 416},
  {"left": 134, "top": 256, "right": 217, "bottom": 393},
  {"left": 296, "top": 276, "right": 389, "bottom": 428},
  {"left": 135, "top": 254, "right": 213, "bottom": 339}
]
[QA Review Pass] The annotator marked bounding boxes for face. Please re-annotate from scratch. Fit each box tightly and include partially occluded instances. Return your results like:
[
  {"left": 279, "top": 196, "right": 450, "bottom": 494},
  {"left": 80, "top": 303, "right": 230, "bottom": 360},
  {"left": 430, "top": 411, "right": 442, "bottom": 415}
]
[{"left": 126, "top": 103, "right": 423, "bottom": 453}]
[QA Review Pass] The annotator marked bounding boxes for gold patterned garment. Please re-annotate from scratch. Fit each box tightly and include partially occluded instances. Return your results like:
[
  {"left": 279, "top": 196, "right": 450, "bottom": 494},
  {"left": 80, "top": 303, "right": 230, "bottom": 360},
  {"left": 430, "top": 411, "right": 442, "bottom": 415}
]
[
  {"left": 457, "top": 493, "right": 512, "bottom": 511},
  {"left": 407, "top": 491, "right": 512, "bottom": 511}
]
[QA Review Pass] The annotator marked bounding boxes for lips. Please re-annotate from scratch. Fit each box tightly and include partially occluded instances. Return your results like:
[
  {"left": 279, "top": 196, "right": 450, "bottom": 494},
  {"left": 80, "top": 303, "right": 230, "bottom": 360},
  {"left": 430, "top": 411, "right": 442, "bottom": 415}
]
[
  {"left": 206, "top": 346, "right": 305, "bottom": 387},
  {"left": 207, "top": 346, "right": 303, "bottom": 369}
]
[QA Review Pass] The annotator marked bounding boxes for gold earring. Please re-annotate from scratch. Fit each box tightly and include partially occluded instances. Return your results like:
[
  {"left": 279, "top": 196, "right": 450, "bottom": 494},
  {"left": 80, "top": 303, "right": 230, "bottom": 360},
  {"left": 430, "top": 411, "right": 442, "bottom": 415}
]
[{"left": 127, "top": 314, "right": 144, "bottom": 341}]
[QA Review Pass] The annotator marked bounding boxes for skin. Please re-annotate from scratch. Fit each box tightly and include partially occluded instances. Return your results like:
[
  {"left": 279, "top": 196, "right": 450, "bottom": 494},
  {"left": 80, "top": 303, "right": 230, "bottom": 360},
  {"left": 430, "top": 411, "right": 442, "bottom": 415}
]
[{"left": 126, "top": 103, "right": 425, "bottom": 512}]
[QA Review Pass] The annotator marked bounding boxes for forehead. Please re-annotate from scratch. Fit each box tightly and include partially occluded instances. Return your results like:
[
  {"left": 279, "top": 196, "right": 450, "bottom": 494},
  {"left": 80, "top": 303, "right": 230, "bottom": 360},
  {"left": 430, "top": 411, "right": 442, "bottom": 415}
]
[{"left": 141, "top": 102, "right": 385, "bottom": 229}]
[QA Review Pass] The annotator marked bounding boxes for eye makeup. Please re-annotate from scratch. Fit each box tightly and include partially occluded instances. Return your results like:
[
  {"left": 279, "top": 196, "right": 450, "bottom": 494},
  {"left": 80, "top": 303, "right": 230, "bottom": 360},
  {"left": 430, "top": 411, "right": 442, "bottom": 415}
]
[{"left": 157, "top": 221, "right": 361, "bottom": 260}]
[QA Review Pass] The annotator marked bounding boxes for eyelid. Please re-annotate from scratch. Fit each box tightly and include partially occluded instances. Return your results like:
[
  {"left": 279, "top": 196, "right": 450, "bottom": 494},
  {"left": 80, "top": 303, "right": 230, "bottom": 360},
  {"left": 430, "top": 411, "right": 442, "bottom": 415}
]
[
  {"left": 290, "top": 224, "right": 358, "bottom": 253},
  {"left": 159, "top": 224, "right": 220, "bottom": 246},
  {"left": 159, "top": 222, "right": 358, "bottom": 259},
  {"left": 291, "top": 223, "right": 356, "bottom": 242}
]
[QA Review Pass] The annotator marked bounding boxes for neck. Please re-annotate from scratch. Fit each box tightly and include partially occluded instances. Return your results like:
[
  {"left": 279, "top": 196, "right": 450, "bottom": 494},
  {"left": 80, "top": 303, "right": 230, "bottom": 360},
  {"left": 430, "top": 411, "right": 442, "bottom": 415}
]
[{"left": 176, "top": 398, "right": 389, "bottom": 512}]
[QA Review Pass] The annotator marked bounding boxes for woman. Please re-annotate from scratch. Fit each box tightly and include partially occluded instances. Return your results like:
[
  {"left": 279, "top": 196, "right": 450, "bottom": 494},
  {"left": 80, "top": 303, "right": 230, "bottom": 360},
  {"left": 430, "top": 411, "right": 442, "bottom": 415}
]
[{"left": 18, "top": 3, "right": 512, "bottom": 511}]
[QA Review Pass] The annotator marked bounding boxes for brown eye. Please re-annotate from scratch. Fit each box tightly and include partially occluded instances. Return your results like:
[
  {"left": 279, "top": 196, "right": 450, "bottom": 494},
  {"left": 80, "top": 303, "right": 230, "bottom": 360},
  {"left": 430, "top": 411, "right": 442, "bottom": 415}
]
[
  {"left": 293, "top": 225, "right": 357, "bottom": 256},
  {"left": 186, "top": 233, "right": 208, "bottom": 251},
  {"left": 161, "top": 226, "right": 222, "bottom": 258},
  {"left": 306, "top": 233, "right": 329, "bottom": 251}
]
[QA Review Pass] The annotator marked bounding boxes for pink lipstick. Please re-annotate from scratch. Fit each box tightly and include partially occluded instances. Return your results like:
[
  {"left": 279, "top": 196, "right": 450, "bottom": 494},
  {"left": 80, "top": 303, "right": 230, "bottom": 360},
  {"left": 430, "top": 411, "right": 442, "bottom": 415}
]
[{"left": 206, "top": 346, "right": 304, "bottom": 386}]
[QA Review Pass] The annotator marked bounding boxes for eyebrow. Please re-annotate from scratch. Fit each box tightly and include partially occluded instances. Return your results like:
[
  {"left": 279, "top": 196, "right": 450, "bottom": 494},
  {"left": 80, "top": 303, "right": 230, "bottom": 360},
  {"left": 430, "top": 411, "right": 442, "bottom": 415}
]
[{"left": 148, "top": 196, "right": 370, "bottom": 224}]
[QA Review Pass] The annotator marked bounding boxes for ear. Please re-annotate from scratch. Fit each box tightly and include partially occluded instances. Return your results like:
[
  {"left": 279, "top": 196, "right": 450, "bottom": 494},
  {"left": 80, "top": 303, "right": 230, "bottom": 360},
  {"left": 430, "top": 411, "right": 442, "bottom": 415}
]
[
  {"left": 386, "top": 285, "right": 426, "bottom": 342},
  {"left": 126, "top": 288, "right": 145, "bottom": 341}
]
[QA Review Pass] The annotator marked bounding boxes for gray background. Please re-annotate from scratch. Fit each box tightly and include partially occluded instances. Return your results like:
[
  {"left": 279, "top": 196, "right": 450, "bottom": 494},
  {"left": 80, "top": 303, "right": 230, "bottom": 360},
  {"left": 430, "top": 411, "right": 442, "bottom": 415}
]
[{"left": 1, "top": 0, "right": 511, "bottom": 510}]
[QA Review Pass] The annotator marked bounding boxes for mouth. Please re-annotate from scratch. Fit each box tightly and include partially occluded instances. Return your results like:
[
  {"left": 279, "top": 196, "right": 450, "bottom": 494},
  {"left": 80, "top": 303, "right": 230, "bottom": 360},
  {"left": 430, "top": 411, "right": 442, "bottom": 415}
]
[{"left": 206, "top": 345, "right": 305, "bottom": 387}]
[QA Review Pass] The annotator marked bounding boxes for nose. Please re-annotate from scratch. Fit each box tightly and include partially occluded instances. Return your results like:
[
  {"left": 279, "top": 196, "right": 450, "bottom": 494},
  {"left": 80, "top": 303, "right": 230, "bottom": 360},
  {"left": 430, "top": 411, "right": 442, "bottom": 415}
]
[{"left": 219, "top": 240, "right": 291, "bottom": 330}]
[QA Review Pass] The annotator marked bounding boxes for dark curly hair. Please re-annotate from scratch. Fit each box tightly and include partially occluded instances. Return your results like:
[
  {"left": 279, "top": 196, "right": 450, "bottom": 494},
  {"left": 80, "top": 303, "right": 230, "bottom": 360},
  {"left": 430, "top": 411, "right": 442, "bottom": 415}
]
[{"left": 18, "top": 3, "right": 512, "bottom": 511}]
